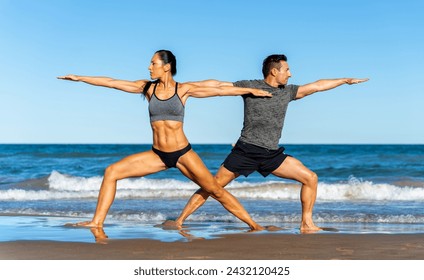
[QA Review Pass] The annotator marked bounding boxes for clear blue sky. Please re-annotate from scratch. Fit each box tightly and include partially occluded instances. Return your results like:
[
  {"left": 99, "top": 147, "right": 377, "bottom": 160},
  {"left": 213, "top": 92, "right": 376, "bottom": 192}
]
[{"left": 1, "top": 0, "right": 423, "bottom": 144}]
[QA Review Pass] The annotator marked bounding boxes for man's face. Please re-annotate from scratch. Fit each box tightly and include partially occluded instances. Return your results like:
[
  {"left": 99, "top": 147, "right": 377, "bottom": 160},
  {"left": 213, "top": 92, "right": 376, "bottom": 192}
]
[{"left": 275, "top": 61, "right": 292, "bottom": 85}]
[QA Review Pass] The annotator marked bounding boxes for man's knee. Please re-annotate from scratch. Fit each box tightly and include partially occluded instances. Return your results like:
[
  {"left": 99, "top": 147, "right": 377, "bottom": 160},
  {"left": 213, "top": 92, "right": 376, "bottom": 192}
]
[
  {"left": 305, "top": 171, "right": 318, "bottom": 187},
  {"left": 214, "top": 166, "right": 236, "bottom": 188},
  {"left": 214, "top": 175, "right": 227, "bottom": 188},
  {"left": 104, "top": 164, "right": 119, "bottom": 180}
]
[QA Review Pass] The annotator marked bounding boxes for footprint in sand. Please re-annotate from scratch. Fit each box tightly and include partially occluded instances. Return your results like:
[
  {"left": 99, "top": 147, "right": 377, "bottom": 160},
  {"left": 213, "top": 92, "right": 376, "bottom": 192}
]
[{"left": 336, "top": 247, "right": 354, "bottom": 255}]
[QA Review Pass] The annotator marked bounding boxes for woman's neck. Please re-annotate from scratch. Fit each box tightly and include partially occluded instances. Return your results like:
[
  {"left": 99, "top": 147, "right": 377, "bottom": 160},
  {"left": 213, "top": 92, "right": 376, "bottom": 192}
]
[{"left": 157, "top": 75, "right": 176, "bottom": 90}]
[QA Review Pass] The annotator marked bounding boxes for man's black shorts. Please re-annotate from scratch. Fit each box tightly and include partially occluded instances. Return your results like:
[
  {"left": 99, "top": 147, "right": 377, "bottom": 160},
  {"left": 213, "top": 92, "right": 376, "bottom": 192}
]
[{"left": 222, "top": 140, "right": 289, "bottom": 177}]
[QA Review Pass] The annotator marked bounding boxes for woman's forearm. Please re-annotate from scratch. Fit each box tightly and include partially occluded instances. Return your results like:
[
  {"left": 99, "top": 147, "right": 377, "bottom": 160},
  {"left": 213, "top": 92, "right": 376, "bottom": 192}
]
[{"left": 58, "top": 75, "right": 147, "bottom": 93}]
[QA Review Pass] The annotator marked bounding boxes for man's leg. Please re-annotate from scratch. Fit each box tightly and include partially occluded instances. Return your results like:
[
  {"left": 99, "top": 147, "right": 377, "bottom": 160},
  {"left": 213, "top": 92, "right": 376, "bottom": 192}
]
[
  {"left": 271, "top": 156, "right": 320, "bottom": 232},
  {"left": 176, "top": 150, "right": 262, "bottom": 230},
  {"left": 166, "top": 165, "right": 238, "bottom": 228}
]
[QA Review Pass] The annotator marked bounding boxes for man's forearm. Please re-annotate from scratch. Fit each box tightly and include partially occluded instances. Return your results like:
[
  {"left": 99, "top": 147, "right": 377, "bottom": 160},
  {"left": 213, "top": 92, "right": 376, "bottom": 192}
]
[
  {"left": 296, "top": 78, "right": 368, "bottom": 99},
  {"left": 312, "top": 78, "right": 350, "bottom": 92}
]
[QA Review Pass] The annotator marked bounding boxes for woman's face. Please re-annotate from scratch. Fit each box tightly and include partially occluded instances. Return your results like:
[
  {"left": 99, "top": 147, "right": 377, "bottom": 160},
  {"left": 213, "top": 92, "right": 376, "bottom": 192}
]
[{"left": 148, "top": 53, "right": 166, "bottom": 79}]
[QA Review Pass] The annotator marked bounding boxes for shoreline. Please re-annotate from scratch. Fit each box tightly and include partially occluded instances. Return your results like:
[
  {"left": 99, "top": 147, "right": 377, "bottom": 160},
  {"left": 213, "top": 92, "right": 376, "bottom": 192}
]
[{"left": 1, "top": 233, "right": 423, "bottom": 260}]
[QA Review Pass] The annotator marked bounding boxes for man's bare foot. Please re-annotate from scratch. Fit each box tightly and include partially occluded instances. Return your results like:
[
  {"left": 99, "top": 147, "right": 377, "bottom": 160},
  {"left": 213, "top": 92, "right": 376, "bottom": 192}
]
[
  {"left": 178, "top": 230, "right": 205, "bottom": 241},
  {"left": 300, "top": 222, "right": 322, "bottom": 233},
  {"left": 90, "top": 227, "right": 108, "bottom": 244},
  {"left": 248, "top": 224, "right": 266, "bottom": 232},
  {"left": 72, "top": 221, "right": 103, "bottom": 228},
  {"left": 248, "top": 225, "right": 283, "bottom": 232},
  {"left": 158, "top": 220, "right": 182, "bottom": 230}
]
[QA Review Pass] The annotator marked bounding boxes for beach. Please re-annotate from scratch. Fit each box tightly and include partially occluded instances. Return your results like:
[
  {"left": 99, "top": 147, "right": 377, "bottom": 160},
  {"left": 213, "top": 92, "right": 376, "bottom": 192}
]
[
  {"left": 1, "top": 144, "right": 423, "bottom": 264},
  {"left": 2, "top": 144, "right": 424, "bottom": 232},
  {"left": 1, "top": 233, "right": 424, "bottom": 260},
  {"left": 2, "top": 223, "right": 423, "bottom": 280}
]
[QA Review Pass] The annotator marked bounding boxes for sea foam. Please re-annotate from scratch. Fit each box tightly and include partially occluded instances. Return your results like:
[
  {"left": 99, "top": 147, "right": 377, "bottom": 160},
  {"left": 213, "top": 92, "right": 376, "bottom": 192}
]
[{"left": 1, "top": 171, "right": 424, "bottom": 202}]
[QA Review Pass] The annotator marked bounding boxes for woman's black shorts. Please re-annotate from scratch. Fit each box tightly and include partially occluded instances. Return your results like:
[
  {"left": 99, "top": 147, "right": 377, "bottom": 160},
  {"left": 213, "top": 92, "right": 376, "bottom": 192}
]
[{"left": 152, "top": 144, "right": 192, "bottom": 168}]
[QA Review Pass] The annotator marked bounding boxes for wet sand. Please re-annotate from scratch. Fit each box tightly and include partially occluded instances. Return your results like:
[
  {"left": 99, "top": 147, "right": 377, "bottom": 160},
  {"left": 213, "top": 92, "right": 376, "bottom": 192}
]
[{"left": 1, "top": 233, "right": 423, "bottom": 260}]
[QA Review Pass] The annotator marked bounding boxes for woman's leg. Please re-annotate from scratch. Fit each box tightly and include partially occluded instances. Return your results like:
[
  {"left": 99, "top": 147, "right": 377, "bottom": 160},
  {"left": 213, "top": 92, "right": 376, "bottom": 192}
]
[
  {"left": 77, "top": 150, "right": 167, "bottom": 227},
  {"left": 176, "top": 150, "right": 263, "bottom": 231}
]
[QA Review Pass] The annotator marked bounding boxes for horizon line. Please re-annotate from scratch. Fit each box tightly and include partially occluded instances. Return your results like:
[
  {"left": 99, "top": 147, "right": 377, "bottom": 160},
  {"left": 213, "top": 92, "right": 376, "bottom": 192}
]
[{"left": 1, "top": 143, "right": 423, "bottom": 145}]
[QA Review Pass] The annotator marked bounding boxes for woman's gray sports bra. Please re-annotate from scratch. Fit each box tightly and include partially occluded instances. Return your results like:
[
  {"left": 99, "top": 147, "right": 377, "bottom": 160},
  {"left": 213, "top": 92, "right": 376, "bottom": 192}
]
[{"left": 148, "top": 82, "right": 185, "bottom": 123}]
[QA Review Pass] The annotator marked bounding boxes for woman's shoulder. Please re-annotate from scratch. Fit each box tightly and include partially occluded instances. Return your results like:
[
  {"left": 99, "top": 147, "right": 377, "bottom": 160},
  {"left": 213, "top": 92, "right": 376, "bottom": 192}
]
[
  {"left": 177, "top": 81, "right": 195, "bottom": 91},
  {"left": 140, "top": 79, "right": 159, "bottom": 95}
]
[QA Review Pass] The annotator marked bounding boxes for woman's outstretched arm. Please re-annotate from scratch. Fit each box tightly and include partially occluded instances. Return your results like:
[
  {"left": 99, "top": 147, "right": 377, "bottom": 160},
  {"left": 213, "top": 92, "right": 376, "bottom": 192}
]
[
  {"left": 58, "top": 75, "right": 149, "bottom": 94},
  {"left": 181, "top": 83, "right": 272, "bottom": 100},
  {"left": 186, "top": 79, "right": 233, "bottom": 87}
]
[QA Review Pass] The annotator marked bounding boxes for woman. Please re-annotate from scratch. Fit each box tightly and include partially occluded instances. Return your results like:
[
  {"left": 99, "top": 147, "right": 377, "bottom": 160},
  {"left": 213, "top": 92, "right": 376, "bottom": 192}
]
[{"left": 58, "top": 50, "right": 271, "bottom": 231}]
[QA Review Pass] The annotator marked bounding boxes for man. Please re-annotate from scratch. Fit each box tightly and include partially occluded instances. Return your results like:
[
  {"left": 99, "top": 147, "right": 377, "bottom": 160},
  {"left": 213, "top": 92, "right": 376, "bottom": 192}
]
[{"left": 167, "top": 54, "right": 368, "bottom": 232}]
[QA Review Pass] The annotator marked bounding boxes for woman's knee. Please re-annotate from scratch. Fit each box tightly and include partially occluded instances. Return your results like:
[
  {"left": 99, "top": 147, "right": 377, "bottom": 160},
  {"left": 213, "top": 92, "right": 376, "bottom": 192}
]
[{"left": 205, "top": 184, "right": 225, "bottom": 199}]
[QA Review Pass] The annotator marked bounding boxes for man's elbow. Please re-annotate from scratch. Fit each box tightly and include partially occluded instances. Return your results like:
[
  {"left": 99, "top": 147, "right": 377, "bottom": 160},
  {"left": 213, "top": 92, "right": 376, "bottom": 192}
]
[{"left": 219, "top": 81, "right": 233, "bottom": 87}]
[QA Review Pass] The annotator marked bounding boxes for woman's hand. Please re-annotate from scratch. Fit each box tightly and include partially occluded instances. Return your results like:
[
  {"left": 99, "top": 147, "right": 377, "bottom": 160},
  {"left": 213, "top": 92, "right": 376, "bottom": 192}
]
[
  {"left": 57, "top": 75, "right": 80, "bottom": 81},
  {"left": 250, "top": 88, "right": 272, "bottom": 97}
]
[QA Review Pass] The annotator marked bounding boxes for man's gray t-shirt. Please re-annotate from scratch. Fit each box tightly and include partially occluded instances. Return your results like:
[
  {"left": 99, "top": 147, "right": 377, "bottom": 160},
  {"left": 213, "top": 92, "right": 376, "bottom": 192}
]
[{"left": 233, "top": 80, "right": 299, "bottom": 150}]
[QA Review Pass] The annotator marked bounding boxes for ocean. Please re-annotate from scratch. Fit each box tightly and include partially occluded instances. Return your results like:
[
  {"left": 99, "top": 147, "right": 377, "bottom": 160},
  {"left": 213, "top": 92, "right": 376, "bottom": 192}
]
[{"left": 1, "top": 144, "right": 423, "bottom": 242}]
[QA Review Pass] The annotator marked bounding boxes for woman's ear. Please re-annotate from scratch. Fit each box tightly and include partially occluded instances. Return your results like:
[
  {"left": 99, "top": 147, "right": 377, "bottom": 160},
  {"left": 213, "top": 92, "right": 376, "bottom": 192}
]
[{"left": 163, "top": 63, "right": 171, "bottom": 73}]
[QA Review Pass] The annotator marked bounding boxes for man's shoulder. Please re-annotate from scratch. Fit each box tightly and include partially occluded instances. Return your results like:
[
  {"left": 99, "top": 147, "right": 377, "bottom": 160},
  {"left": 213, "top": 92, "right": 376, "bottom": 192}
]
[
  {"left": 285, "top": 84, "right": 299, "bottom": 91},
  {"left": 234, "top": 79, "right": 264, "bottom": 87},
  {"left": 235, "top": 80, "right": 297, "bottom": 89}
]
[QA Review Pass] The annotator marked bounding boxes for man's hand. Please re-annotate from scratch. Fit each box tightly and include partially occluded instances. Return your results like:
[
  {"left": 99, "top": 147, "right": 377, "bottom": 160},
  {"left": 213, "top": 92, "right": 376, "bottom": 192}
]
[{"left": 346, "top": 78, "right": 369, "bottom": 85}]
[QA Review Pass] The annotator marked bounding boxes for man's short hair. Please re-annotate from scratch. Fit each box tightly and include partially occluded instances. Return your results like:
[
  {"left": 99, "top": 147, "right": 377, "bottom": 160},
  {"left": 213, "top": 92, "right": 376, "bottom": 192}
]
[{"left": 262, "top": 54, "right": 287, "bottom": 78}]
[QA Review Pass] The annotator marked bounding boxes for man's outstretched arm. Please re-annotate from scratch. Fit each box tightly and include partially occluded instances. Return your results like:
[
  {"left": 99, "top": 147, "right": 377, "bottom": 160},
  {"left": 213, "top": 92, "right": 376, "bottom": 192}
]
[{"left": 296, "top": 78, "right": 369, "bottom": 100}]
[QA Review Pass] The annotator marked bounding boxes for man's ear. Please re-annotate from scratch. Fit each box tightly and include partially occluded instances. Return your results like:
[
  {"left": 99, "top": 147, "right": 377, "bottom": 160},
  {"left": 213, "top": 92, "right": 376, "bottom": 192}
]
[{"left": 270, "top": 67, "right": 278, "bottom": 77}]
